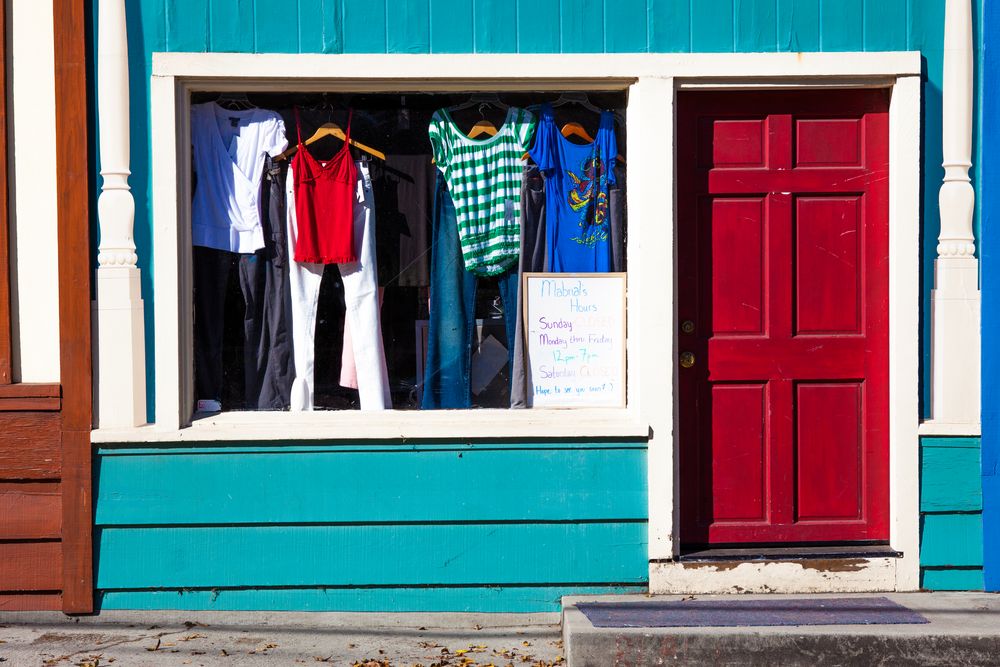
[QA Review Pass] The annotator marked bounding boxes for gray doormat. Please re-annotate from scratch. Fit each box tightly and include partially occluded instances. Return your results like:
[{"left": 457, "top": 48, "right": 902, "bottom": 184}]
[{"left": 576, "top": 597, "right": 930, "bottom": 628}]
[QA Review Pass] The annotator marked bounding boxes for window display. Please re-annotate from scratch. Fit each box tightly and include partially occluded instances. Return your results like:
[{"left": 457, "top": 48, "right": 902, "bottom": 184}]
[{"left": 189, "top": 91, "right": 628, "bottom": 415}]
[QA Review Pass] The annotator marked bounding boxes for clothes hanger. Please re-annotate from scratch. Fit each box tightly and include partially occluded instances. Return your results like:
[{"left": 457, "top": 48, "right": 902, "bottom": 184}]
[
  {"left": 452, "top": 93, "right": 507, "bottom": 138},
  {"left": 558, "top": 121, "right": 626, "bottom": 163},
  {"left": 466, "top": 120, "right": 499, "bottom": 139},
  {"left": 215, "top": 92, "right": 256, "bottom": 110},
  {"left": 275, "top": 106, "right": 386, "bottom": 162},
  {"left": 431, "top": 94, "right": 507, "bottom": 163}
]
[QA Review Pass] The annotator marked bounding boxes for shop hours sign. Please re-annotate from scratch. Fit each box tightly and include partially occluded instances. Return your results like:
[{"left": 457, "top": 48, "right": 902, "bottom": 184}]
[{"left": 523, "top": 273, "right": 626, "bottom": 408}]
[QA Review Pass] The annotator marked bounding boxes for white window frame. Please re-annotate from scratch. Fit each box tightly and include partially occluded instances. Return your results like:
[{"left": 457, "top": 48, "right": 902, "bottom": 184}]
[{"left": 106, "top": 52, "right": 922, "bottom": 590}]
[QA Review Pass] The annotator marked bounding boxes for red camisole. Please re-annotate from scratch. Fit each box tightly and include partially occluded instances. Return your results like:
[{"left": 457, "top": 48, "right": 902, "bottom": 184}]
[{"left": 291, "top": 107, "right": 357, "bottom": 264}]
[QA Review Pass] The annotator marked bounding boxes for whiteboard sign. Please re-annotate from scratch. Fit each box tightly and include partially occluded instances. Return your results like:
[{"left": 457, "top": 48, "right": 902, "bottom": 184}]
[{"left": 524, "top": 273, "right": 626, "bottom": 408}]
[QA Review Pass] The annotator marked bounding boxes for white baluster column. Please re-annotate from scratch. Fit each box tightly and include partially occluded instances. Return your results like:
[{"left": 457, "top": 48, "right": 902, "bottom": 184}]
[
  {"left": 95, "top": 0, "right": 146, "bottom": 427},
  {"left": 932, "top": 0, "right": 980, "bottom": 426}
]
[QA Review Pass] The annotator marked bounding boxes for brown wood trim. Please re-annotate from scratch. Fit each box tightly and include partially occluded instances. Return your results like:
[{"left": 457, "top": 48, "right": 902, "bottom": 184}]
[
  {"left": 0, "top": 383, "right": 62, "bottom": 410},
  {"left": 0, "top": 383, "right": 60, "bottom": 398},
  {"left": 0, "top": 541, "right": 62, "bottom": 591},
  {"left": 0, "top": 482, "right": 61, "bottom": 539},
  {"left": 52, "top": 0, "right": 93, "bottom": 614},
  {"left": 0, "top": 396, "right": 61, "bottom": 411},
  {"left": 0, "top": 0, "right": 10, "bottom": 384}
]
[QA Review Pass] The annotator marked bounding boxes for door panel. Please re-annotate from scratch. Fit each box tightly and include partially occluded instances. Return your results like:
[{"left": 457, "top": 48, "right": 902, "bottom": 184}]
[{"left": 678, "top": 90, "right": 889, "bottom": 546}]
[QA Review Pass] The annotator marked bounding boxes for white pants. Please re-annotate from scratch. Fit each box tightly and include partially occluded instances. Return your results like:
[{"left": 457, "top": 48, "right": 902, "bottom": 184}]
[{"left": 286, "top": 161, "right": 392, "bottom": 411}]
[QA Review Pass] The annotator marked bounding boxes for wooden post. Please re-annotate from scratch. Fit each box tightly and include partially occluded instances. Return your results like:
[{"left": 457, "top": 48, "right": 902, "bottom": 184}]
[
  {"left": 53, "top": 0, "right": 94, "bottom": 614},
  {"left": 96, "top": 0, "right": 146, "bottom": 427},
  {"left": 931, "top": 0, "right": 981, "bottom": 426}
]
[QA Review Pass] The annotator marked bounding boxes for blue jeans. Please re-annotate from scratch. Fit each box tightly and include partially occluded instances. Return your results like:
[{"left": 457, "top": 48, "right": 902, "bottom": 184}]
[{"left": 422, "top": 172, "right": 519, "bottom": 409}]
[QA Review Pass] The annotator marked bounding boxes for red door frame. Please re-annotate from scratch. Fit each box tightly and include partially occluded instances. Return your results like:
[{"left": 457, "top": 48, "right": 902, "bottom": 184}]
[
  {"left": 677, "top": 90, "right": 890, "bottom": 546},
  {"left": 0, "top": 0, "right": 93, "bottom": 613}
]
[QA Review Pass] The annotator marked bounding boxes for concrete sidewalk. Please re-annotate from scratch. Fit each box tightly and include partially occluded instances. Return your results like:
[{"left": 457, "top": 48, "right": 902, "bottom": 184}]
[
  {"left": 562, "top": 592, "right": 1000, "bottom": 666},
  {"left": 0, "top": 610, "right": 563, "bottom": 666}
]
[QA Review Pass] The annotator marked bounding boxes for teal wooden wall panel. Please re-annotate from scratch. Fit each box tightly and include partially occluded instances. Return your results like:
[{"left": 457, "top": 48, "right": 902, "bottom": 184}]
[
  {"left": 692, "top": 0, "right": 735, "bottom": 52},
  {"left": 605, "top": 0, "right": 648, "bottom": 53},
  {"left": 920, "top": 514, "right": 985, "bottom": 567},
  {"left": 343, "top": 0, "right": 387, "bottom": 53},
  {"left": 648, "top": 0, "right": 690, "bottom": 52},
  {"left": 777, "top": 0, "right": 819, "bottom": 51},
  {"left": 165, "top": 0, "right": 210, "bottom": 52},
  {"left": 518, "top": 0, "right": 560, "bottom": 52},
  {"left": 254, "top": 0, "right": 300, "bottom": 53},
  {"left": 474, "top": 0, "right": 517, "bottom": 53},
  {"left": 820, "top": 0, "right": 863, "bottom": 51},
  {"left": 388, "top": 0, "right": 431, "bottom": 53},
  {"left": 921, "top": 568, "right": 986, "bottom": 591},
  {"left": 209, "top": 0, "right": 254, "bottom": 52},
  {"left": 98, "top": 585, "right": 648, "bottom": 613},
  {"left": 429, "top": 0, "right": 474, "bottom": 52},
  {"left": 95, "top": 522, "right": 649, "bottom": 588},
  {"left": 94, "top": 444, "right": 648, "bottom": 525},
  {"left": 736, "top": 0, "right": 778, "bottom": 52},
  {"left": 921, "top": 446, "right": 984, "bottom": 512},
  {"left": 911, "top": 0, "right": 948, "bottom": 418},
  {"left": 864, "top": 0, "right": 907, "bottom": 51},
  {"left": 560, "top": 0, "right": 604, "bottom": 53},
  {"left": 298, "top": 0, "right": 345, "bottom": 53}
]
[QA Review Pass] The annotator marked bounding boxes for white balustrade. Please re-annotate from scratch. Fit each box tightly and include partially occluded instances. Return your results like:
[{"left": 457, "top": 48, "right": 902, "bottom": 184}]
[
  {"left": 931, "top": 0, "right": 980, "bottom": 426},
  {"left": 95, "top": 0, "right": 146, "bottom": 427}
]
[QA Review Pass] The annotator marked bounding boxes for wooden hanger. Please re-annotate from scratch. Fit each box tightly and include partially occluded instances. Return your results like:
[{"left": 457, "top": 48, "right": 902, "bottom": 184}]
[
  {"left": 467, "top": 120, "right": 499, "bottom": 139},
  {"left": 276, "top": 122, "right": 385, "bottom": 162},
  {"left": 431, "top": 119, "right": 500, "bottom": 164},
  {"left": 521, "top": 121, "right": 625, "bottom": 163}
]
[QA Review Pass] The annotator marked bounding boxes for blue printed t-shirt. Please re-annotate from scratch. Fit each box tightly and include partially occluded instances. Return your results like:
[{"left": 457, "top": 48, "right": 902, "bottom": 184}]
[{"left": 528, "top": 104, "right": 618, "bottom": 273}]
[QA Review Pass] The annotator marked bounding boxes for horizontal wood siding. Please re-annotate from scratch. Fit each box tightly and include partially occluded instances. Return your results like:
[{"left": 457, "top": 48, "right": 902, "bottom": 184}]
[
  {"left": 98, "top": 585, "right": 646, "bottom": 613},
  {"left": 0, "top": 413, "right": 62, "bottom": 478},
  {"left": 96, "top": 523, "right": 647, "bottom": 588},
  {"left": 95, "top": 443, "right": 646, "bottom": 525},
  {"left": 921, "top": 568, "right": 986, "bottom": 591},
  {"left": 0, "top": 542, "right": 62, "bottom": 591},
  {"left": 920, "top": 437, "right": 984, "bottom": 590},
  {"left": 0, "top": 593, "right": 63, "bottom": 611},
  {"left": 0, "top": 482, "right": 61, "bottom": 539},
  {"left": 94, "top": 442, "right": 648, "bottom": 611}
]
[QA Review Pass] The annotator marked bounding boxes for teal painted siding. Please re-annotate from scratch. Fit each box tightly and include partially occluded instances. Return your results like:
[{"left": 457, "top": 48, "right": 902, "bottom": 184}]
[
  {"left": 920, "top": 437, "right": 984, "bottom": 590},
  {"left": 920, "top": 568, "right": 986, "bottom": 591},
  {"left": 94, "top": 442, "right": 648, "bottom": 611},
  {"left": 94, "top": 442, "right": 647, "bottom": 525},
  {"left": 99, "top": 585, "right": 647, "bottom": 613},
  {"left": 105, "top": 0, "right": 974, "bottom": 420}
]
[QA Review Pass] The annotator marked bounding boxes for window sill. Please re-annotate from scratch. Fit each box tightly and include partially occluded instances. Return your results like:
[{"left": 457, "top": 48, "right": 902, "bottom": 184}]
[
  {"left": 90, "top": 408, "right": 650, "bottom": 443},
  {"left": 917, "top": 420, "right": 981, "bottom": 437}
]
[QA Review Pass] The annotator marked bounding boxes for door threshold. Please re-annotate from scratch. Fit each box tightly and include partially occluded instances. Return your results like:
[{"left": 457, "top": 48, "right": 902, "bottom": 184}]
[{"left": 673, "top": 544, "right": 903, "bottom": 563}]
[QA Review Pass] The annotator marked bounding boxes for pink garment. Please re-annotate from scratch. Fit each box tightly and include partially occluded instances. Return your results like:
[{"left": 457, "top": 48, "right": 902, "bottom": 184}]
[{"left": 340, "top": 287, "right": 385, "bottom": 389}]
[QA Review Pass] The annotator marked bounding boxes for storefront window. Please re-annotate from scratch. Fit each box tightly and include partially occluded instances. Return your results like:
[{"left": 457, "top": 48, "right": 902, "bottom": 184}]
[{"left": 188, "top": 91, "right": 627, "bottom": 416}]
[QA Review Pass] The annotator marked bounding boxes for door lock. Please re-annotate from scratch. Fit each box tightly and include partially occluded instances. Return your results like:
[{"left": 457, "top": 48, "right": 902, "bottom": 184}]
[{"left": 680, "top": 351, "right": 696, "bottom": 368}]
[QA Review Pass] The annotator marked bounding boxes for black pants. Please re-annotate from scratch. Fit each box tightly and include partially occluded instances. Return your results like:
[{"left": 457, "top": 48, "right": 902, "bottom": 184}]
[{"left": 193, "top": 160, "right": 294, "bottom": 410}]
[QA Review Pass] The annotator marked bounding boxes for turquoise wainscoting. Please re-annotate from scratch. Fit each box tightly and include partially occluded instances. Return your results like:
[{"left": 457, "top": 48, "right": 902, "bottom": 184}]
[
  {"left": 94, "top": 441, "right": 648, "bottom": 611},
  {"left": 920, "top": 437, "right": 985, "bottom": 590},
  {"left": 95, "top": 0, "right": 980, "bottom": 420}
]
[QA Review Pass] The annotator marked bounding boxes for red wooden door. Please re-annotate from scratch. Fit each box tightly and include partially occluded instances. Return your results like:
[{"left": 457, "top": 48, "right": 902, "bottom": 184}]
[{"left": 678, "top": 90, "right": 890, "bottom": 545}]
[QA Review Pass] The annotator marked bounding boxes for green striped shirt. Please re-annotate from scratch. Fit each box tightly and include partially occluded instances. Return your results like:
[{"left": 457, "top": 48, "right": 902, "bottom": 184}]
[{"left": 428, "top": 107, "right": 536, "bottom": 277}]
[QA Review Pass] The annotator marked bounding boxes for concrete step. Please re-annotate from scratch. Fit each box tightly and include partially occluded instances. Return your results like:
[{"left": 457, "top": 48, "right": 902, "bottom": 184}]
[{"left": 562, "top": 592, "right": 1000, "bottom": 666}]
